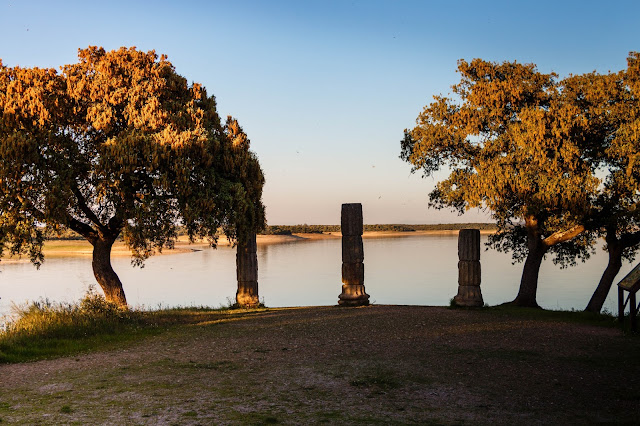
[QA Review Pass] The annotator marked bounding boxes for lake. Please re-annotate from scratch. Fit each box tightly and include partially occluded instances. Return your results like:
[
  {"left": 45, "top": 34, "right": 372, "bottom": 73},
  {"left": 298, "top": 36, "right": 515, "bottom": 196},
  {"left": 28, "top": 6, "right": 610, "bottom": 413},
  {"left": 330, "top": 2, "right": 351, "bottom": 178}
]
[{"left": 0, "top": 234, "right": 633, "bottom": 318}]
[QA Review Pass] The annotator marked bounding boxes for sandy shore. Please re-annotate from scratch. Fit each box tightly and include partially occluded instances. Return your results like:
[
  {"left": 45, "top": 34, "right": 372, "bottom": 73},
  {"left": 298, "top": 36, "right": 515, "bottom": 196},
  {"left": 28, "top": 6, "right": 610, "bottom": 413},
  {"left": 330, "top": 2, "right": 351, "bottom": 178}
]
[{"left": 1, "top": 230, "right": 490, "bottom": 261}]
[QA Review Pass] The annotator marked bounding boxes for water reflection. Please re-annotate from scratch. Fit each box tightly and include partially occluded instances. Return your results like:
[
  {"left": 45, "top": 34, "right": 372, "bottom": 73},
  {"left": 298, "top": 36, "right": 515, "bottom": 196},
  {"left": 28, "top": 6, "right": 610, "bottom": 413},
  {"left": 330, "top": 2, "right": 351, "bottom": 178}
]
[{"left": 0, "top": 235, "right": 632, "bottom": 317}]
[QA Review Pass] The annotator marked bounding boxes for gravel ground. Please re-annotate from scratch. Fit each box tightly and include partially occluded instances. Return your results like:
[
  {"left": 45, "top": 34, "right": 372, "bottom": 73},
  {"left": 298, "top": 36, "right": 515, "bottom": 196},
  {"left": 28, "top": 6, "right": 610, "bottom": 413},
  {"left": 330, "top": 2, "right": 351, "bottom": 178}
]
[{"left": 1, "top": 305, "right": 639, "bottom": 425}]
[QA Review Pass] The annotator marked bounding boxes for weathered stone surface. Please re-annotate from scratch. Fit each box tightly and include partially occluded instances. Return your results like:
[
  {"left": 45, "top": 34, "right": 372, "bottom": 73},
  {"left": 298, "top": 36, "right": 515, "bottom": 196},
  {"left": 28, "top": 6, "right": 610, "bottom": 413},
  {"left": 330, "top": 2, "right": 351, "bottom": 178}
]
[
  {"left": 458, "top": 260, "right": 481, "bottom": 286},
  {"left": 342, "top": 262, "right": 364, "bottom": 285},
  {"left": 458, "top": 229, "right": 480, "bottom": 261},
  {"left": 236, "top": 235, "right": 258, "bottom": 282},
  {"left": 341, "top": 203, "right": 363, "bottom": 236},
  {"left": 454, "top": 285, "right": 483, "bottom": 305},
  {"left": 236, "top": 233, "right": 259, "bottom": 307},
  {"left": 237, "top": 233, "right": 257, "bottom": 255},
  {"left": 236, "top": 280, "right": 259, "bottom": 307},
  {"left": 339, "top": 203, "right": 368, "bottom": 306},
  {"left": 237, "top": 255, "right": 258, "bottom": 282},
  {"left": 342, "top": 236, "right": 364, "bottom": 263},
  {"left": 453, "top": 228, "right": 483, "bottom": 307},
  {"left": 453, "top": 285, "right": 484, "bottom": 307},
  {"left": 338, "top": 284, "right": 370, "bottom": 306}
]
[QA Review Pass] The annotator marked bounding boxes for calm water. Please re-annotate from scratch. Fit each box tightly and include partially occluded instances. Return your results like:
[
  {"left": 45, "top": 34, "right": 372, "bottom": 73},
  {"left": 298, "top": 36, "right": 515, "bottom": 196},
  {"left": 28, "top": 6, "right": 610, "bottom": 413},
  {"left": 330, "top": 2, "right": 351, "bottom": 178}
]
[{"left": 0, "top": 235, "right": 633, "bottom": 318}]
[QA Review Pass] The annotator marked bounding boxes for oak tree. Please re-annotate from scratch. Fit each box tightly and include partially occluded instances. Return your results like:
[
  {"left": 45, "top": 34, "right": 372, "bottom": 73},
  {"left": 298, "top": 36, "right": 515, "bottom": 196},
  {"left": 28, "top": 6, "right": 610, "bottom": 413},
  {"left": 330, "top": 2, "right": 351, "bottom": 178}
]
[
  {"left": 580, "top": 52, "right": 640, "bottom": 312},
  {"left": 0, "top": 47, "right": 265, "bottom": 307},
  {"left": 401, "top": 59, "right": 598, "bottom": 307}
]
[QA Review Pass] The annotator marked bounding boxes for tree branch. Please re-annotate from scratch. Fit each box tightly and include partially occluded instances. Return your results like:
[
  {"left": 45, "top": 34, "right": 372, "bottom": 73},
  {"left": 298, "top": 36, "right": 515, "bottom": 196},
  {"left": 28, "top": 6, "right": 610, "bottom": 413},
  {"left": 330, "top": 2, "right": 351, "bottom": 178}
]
[
  {"left": 71, "top": 183, "right": 106, "bottom": 233},
  {"left": 65, "top": 214, "right": 98, "bottom": 243},
  {"left": 543, "top": 224, "right": 585, "bottom": 247}
]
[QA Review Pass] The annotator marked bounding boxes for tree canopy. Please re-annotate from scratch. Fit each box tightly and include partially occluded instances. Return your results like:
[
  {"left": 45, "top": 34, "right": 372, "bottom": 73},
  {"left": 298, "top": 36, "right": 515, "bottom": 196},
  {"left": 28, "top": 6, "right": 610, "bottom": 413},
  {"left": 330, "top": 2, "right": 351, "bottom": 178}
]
[
  {"left": 0, "top": 46, "right": 265, "bottom": 306},
  {"left": 401, "top": 58, "right": 601, "bottom": 307},
  {"left": 574, "top": 53, "right": 640, "bottom": 312}
]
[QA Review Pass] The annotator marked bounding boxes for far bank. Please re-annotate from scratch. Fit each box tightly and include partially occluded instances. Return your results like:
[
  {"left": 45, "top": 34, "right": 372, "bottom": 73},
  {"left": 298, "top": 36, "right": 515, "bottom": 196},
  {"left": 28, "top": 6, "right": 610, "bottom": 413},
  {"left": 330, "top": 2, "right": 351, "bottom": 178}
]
[{"left": 1, "top": 228, "right": 495, "bottom": 260}]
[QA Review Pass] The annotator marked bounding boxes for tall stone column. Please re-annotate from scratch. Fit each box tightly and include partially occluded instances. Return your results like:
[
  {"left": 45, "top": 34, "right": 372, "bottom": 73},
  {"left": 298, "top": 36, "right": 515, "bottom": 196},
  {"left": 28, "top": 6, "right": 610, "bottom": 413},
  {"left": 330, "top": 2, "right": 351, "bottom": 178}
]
[
  {"left": 453, "top": 229, "right": 484, "bottom": 307},
  {"left": 339, "top": 203, "right": 370, "bottom": 306},
  {"left": 236, "top": 232, "right": 259, "bottom": 307}
]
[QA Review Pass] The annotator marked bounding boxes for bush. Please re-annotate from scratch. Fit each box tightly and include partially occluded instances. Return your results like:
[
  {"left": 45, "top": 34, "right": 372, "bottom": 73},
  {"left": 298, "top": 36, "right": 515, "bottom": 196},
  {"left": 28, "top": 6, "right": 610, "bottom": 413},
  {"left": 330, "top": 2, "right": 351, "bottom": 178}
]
[{"left": 0, "top": 290, "right": 146, "bottom": 362}]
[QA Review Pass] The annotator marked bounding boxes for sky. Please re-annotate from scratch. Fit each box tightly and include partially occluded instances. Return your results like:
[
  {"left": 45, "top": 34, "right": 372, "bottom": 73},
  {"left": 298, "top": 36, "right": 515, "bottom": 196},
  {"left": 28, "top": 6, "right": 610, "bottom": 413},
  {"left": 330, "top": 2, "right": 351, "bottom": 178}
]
[{"left": 1, "top": 0, "right": 639, "bottom": 225}]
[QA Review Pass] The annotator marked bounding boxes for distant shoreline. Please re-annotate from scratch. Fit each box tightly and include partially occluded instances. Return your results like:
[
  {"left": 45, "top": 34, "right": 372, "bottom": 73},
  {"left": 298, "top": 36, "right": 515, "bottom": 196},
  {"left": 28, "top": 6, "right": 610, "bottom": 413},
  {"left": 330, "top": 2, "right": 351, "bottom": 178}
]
[{"left": 1, "top": 229, "right": 494, "bottom": 261}]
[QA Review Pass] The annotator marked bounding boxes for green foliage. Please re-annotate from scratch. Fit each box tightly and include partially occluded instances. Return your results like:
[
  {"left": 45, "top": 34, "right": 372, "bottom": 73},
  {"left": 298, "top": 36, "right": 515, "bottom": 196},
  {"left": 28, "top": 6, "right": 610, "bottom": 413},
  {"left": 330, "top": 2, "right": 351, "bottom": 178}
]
[
  {"left": 0, "top": 47, "right": 265, "bottom": 304},
  {"left": 260, "top": 223, "right": 496, "bottom": 235},
  {"left": 403, "top": 58, "right": 597, "bottom": 263},
  {"left": 401, "top": 56, "right": 640, "bottom": 306},
  {"left": 261, "top": 226, "right": 294, "bottom": 235}
]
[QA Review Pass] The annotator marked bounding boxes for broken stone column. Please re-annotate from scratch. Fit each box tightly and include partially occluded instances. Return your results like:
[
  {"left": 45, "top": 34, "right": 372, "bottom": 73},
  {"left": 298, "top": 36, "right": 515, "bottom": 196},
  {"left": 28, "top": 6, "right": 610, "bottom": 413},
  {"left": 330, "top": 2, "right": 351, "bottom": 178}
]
[
  {"left": 453, "top": 229, "right": 484, "bottom": 307},
  {"left": 339, "top": 203, "right": 370, "bottom": 306},
  {"left": 236, "top": 232, "right": 259, "bottom": 307}
]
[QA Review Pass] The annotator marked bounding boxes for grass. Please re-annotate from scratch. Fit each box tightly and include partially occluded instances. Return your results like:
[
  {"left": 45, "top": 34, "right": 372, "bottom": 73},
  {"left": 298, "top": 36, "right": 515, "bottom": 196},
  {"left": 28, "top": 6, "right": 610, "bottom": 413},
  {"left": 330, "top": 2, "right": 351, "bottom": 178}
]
[
  {"left": 0, "top": 293, "right": 149, "bottom": 363},
  {"left": 1, "top": 293, "right": 634, "bottom": 365},
  {"left": 479, "top": 303, "right": 623, "bottom": 328},
  {"left": 445, "top": 297, "right": 627, "bottom": 328},
  {"left": 0, "top": 292, "right": 266, "bottom": 364}
]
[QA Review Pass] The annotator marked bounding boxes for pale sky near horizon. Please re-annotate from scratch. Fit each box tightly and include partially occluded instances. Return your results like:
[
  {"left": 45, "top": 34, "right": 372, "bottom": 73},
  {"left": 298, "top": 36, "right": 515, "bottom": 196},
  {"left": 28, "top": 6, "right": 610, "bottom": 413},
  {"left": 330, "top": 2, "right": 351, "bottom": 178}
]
[{"left": 1, "top": 0, "right": 638, "bottom": 225}]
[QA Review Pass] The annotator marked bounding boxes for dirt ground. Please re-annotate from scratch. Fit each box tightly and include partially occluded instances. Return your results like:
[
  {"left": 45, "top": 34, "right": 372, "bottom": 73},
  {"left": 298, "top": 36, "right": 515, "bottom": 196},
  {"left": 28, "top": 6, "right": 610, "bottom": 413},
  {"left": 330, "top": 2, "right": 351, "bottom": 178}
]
[{"left": 1, "top": 305, "right": 639, "bottom": 425}]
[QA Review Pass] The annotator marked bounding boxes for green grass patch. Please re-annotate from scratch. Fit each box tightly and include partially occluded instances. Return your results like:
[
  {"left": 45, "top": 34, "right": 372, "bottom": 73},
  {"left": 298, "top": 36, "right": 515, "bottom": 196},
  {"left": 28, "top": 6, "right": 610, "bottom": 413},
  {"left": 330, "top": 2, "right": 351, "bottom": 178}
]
[
  {"left": 0, "top": 294, "right": 149, "bottom": 363},
  {"left": 480, "top": 304, "right": 622, "bottom": 328},
  {"left": 0, "top": 293, "right": 266, "bottom": 364}
]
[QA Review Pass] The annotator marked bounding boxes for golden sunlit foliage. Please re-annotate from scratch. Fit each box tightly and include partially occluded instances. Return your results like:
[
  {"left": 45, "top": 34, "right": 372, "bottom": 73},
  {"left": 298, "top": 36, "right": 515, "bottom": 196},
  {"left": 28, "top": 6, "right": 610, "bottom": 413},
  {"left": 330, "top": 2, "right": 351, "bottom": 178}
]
[
  {"left": 402, "top": 54, "right": 640, "bottom": 308},
  {"left": 0, "top": 47, "right": 265, "bottom": 306}
]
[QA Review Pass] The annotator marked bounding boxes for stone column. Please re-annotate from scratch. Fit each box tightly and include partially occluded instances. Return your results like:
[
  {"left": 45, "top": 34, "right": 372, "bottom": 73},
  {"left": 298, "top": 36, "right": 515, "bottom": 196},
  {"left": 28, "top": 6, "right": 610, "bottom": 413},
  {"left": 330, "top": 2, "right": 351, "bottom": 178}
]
[
  {"left": 453, "top": 229, "right": 484, "bottom": 307},
  {"left": 236, "top": 232, "right": 259, "bottom": 307},
  {"left": 339, "top": 203, "right": 370, "bottom": 306}
]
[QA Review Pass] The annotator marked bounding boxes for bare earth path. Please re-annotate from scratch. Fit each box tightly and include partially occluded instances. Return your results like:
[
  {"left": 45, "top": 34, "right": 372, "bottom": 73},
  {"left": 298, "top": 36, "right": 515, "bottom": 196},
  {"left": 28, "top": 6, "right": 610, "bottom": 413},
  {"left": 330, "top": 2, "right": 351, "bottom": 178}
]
[{"left": 1, "top": 305, "right": 639, "bottom": 425}]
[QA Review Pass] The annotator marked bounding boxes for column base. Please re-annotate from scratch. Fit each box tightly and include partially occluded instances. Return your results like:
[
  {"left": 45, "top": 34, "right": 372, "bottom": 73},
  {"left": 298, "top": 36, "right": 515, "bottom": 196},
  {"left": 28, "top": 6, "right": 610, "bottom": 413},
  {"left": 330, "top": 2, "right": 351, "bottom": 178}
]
[
  {"left": 453, "top": 285, "right": 484, "bottom": 307},
  {"left": 236, "top": 281, "right": 260, "bottom": 308},
  {"left": 338, "top": 284, "right": 370, "bottom": 306}
]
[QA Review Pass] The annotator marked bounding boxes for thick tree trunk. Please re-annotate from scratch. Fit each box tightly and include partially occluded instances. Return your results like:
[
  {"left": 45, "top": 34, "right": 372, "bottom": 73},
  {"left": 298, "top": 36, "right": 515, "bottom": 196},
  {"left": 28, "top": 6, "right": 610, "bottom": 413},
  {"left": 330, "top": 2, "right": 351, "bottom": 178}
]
[
  {"left": 91, "top": 237, "right": 127, "bottom": 307},
  {"left": 513, "top": 241, "right": 546, "bottom": 308},
  {"left": 585, "top": 227, "right": 636, "bottom": 313},
  {"left": 511, "top": 217, "right": 585, "bottom": 308},
  {"left": 512, "top": 216, "right": 546, "bottom": 308},
  {"left": 585, "top": 241, "right": 622, "bottom": 313}
]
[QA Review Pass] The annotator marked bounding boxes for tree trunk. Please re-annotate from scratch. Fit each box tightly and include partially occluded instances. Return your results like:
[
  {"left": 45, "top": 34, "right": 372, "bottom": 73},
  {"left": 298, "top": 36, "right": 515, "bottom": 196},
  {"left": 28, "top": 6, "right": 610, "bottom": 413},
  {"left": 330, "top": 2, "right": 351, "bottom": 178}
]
[
  {"left": 513, "top": 242, "right": 546, "bottom": 307},
  {"left": 91, "top": 237, "right": 127, "bottom": 307},
  {"left": 512, "top": 216, "right": 546, "bottom": 308},
  {"left": 585, "top": 231, "right": 623, "bottom": 313}
]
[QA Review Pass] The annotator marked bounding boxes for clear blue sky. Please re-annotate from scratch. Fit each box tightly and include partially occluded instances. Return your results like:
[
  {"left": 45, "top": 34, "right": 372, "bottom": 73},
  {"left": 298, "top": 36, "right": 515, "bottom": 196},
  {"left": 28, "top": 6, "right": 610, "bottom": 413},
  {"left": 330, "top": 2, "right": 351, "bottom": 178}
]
[{"left": 1, "top": 0, "right": 638, "bottom": 224}]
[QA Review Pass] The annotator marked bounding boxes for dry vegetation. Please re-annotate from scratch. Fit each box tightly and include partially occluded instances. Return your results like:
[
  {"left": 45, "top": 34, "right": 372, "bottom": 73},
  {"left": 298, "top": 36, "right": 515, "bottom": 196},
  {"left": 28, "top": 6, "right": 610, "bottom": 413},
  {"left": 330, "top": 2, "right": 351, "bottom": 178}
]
[{"left": 1, "top": 305, "right": 638, "bottom": 424}]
